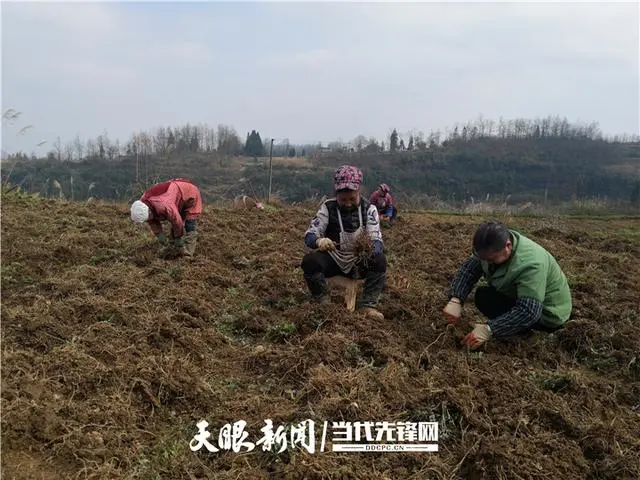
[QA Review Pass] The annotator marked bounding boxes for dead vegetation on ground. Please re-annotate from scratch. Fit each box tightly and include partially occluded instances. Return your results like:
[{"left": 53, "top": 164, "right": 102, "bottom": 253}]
[{"left": 1, "top": 191, "right": 639, "bottom": 479}]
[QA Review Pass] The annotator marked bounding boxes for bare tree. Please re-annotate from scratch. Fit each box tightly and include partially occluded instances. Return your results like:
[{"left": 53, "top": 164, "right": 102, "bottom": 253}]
[
  {"left": 217, "top": 124, "right": 242, "bottom": 155},
  {"left": 204, "top": 125, "right": 214, "bottom": 152},
  {"left": 353, "top": 135, "right": 367, "bottom": 152},
  {"left": 86, "top": 138, "right": 97, "bottom": 160},
  {"left": 73, "top": 135, "right": 84, "bottom": 161},
  {"left": 363, "top": 137, "right": 380, "bottom": 153},
  {"left": 485, "top": 118, "right": 495, "bottom": 137},
  {"left": 204, "top": 125, "right": 216, "bottom": 152},
  {"left": 64, "top": 142, "right": 74, "bottom": 162},
  {"left": 96, "top": 134, "right": 106, "bottom": 159},
  {"left": 107, "top": 144, "right": 119, "bottom": 161},
  {"left": 498, "top": 117, "right": 507, "bottom": 138},
  {"left": 53, "top": 136, "right": 63, "bottom": 162},
  {"left": 154, "top": 126, "right": 168, "bottom": 155}
]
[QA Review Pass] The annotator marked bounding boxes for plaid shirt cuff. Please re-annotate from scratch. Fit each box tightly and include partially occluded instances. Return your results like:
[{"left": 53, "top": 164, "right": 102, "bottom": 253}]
[
  {"left": 487, "top": 297, "right": 543, "bottom": 337},
  {"left": 450, "top": 256, "right": 483, "bottom": 301}
]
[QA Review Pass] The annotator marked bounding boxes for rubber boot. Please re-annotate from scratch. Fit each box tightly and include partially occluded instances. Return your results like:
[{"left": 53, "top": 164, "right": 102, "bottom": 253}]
[
  {"left": 357, "top": 269, "right": 385, "bottom": 320},
  {"left": 304, "top": 272, "right": 330, "bottom": 304},
  {"left": 174, "top": 241, "right": 186, "bottom": 258},
  {"left": 183, "top": 231, "right": 198, "bottom": 257}
]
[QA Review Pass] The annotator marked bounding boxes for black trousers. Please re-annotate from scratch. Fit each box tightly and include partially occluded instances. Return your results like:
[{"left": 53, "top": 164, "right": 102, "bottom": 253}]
[
  {"left": 185, "top": 219, "right": 197, "bottom": 233},
  {"left": 300, "top": 251, "right": 386, "bottom": 307},
  {"left": 378, "top": 205, "right": 398, "bottom": 221},
  {"left": 474, "top": 286, "right": 563, "bottom": 333},
  {"left": 180, "top": 206, "right": 197, "bottom": 233}
]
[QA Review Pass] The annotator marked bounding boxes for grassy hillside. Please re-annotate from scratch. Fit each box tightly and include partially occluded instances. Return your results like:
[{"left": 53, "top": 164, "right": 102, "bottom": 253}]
[
  {"left": 3, "top": 137, "right": 639, "bottom": 210},
  {"left": 1, "top": 190, "right": 639, "bottom": 479}
]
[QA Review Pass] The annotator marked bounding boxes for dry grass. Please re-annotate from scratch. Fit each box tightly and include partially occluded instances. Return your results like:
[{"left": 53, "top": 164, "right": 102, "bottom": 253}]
[
  {"left": 392, "top": 191, "right": 640, "bottom": 217},
  {"left": 270, "top": 156, "right": 312, "bottom": 167},
  {"left": 1, "top": 190, "right": 639, "bottom": 479}
]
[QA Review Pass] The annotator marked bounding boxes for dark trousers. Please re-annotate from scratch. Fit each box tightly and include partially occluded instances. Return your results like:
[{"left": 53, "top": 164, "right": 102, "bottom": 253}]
[
  {"left": 300, "top": 251, "right": 386, "bottom": 307},
  {"left": 379, "top": 205, "right": 398, "bottom": 221},
  {"left": 180, "top": 206, "right": 198, "bottom": 233},
  {"left": 474, "top": 286, "right": 563, "bottom": 333},
  {"left": 185, "top": 219, "right": 197, "bottom": 233}
]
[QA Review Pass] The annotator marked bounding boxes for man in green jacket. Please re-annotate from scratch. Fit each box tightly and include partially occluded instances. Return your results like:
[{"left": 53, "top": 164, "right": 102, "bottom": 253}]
[{"left": 442, "top": 220, "right": 572, "bottom": 349}]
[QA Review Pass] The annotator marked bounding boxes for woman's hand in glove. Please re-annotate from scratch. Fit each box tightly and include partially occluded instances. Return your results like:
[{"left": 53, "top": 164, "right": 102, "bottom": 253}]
[{"left": 316, "top": 238, "right": 336, "bottom": 251}]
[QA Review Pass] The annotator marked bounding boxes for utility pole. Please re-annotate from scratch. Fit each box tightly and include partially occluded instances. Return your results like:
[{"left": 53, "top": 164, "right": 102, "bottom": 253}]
[{"left": 268, "top": 138, "right": 274, "bottom": 203}]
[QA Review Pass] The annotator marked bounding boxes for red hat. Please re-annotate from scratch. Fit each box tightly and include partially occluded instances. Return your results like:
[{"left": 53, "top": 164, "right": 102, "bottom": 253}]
[{"left": 334, "top": 165, "right": 363, "bottom": 191}]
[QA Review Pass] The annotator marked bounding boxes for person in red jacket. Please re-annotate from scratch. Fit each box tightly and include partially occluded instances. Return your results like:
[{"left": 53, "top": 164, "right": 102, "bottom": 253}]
[
  {"left": 130, "top": 178, "right": 202, "bottom": 257},
  {"left": 369, "top": 183, "right": 397, "bottom": 225}
]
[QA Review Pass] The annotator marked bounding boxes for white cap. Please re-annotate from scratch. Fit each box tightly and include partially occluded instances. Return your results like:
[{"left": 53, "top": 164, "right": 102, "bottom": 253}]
[{"left": 130, "top": 200, "right": 150, "bottom": 223}]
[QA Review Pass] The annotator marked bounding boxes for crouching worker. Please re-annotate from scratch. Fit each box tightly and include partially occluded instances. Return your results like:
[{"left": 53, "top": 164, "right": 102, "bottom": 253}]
[
  {"left": 233, "top": 195, "right": 264, "bottom": 210},
  {"left": 443, "top": 220, "right": 572, "bottom": 349},
  {"left": 130, "top": 178, "right": 202, "bottom": 258},
  {"left": 301, "top": 165, "right": 386, "bottom": 320},
  {"left": 369, "top": 183, "right": 397, "bottom": 225}
]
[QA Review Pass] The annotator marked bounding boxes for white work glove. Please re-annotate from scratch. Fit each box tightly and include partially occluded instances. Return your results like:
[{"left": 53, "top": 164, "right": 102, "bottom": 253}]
[
  {"left": 316, "top": 238, "right": 336, "bottom": 251},
  {"left": 462, "top": 324, "right": 492, "bottom": 349},
  {"left": 442, "top": 297, "right": 462, "bottom": 325}
]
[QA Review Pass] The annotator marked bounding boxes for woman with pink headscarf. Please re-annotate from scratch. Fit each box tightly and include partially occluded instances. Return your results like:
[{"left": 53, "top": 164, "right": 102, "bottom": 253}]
[
  {"left": 301, "top": 165, "right": 386, "bottom": 320},
  {"left": 369, "top": 183, "right": 397, "bottom": 225}
]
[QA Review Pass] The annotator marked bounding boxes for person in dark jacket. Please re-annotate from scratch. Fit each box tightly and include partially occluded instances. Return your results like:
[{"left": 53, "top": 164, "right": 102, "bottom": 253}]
[{"left": 301, "top": 165, "right": 386, "bottom": 320}]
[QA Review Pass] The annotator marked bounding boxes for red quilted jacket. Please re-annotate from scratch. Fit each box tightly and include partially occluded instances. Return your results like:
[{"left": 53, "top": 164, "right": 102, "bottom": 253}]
[{"left": 140, "top": 178, "right": 202, "bottom": 238}]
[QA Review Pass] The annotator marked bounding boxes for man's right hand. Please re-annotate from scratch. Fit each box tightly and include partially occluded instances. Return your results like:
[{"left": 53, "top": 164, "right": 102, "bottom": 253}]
[
  {"left": 443, "top": 297, "right": 462, "bottom": 324},
  {"left": 316, "top": 238, "right": 336, "bottom": 251}
]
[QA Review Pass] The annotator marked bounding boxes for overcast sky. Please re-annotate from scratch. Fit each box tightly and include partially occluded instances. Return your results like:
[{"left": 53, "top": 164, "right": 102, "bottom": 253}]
[{"left": 2, "top": 0, "right": 638, "bottom": 154}]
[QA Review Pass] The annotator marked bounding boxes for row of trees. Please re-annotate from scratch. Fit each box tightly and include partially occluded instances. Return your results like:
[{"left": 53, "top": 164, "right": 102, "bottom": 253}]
[
  {"left": 2, "top": 120, "right": 638, "bottom": 207},
  {"left": 10, "top": 124, "right": 305, "bottom": 163},
  {"left": 40, "top": 124, "right": 261, "bottom": 163},
  {"left": 347, "top": 115, "right": 638, "bottom": 154},
  {"left": 3, "top": 114, "right": 639, "bottom": 164}
]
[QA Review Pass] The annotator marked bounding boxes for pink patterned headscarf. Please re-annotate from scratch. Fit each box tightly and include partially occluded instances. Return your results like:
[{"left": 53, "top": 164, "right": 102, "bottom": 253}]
[{"left": 334, "top": 165, "right": 363, "bottom": 191}]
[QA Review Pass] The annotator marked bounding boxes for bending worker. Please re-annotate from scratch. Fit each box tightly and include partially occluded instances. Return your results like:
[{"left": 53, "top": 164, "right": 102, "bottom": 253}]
[
  {"left": 443, "top": 220, "right": 572, "bottom": 349},
  {"left": 130, "top": 177, "right": 202, "bottom": 258},
  {"left": 301, "top": 165, "right": 386, "bottom": 320},
  {"left": 369, "top": 183, "right": 397, "bottom": 225}
]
